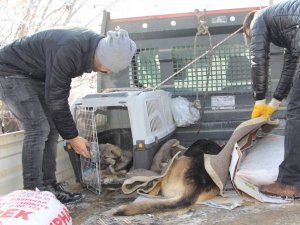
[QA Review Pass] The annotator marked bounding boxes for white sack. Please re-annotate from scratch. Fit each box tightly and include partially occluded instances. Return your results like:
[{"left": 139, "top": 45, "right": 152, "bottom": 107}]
[{"left": 0, "top": 190, "right": 72, "bottom": 225}]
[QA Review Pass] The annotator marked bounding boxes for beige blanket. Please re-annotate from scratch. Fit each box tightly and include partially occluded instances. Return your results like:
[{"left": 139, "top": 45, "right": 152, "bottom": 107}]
[{"left": 121, "top": 151, "right": 182, "bottom": 197}]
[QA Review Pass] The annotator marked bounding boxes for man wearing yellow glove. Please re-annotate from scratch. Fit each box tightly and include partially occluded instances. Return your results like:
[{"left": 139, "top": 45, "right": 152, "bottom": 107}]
[{"left": 244, "top": 0, "right": 300, "bottom": 198}]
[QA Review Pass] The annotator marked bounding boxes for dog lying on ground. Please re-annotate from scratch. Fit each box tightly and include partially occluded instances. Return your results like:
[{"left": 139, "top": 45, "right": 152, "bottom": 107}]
[{"left": 112, "top": 139, "right": 222, "bottom": 216}]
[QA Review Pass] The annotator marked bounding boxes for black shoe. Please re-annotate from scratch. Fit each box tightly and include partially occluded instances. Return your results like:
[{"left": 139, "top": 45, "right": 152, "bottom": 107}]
[{"left": 45, "top": 182, "right": 82, "bottom": 204}]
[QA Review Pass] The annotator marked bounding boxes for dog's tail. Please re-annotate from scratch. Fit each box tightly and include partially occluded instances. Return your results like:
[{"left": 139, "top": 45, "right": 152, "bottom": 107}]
[{"left": 113, "top": 187, "right": 201, "bottom": 216}]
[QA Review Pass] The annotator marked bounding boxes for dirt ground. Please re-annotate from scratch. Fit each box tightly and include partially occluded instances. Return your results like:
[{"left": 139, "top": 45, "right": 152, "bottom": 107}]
[{"left": 65, "top": 182, "right": 300, "bottom": 225}]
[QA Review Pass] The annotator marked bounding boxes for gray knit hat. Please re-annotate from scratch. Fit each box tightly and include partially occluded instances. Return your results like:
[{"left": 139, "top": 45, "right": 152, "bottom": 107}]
[{"left": 95, "top": 29, "right": 136, "bottom": 73}]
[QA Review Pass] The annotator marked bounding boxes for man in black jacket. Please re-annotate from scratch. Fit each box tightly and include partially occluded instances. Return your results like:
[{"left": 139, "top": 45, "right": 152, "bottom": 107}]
[
  {"left": 243, "top": 0, "right": 300, "bottom": 198},
  {"left": 0, "top": 28, "right": 136, "bottom": 203}
]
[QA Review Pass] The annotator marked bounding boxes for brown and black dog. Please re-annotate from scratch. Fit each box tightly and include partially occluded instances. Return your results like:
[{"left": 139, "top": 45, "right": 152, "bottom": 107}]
[{"left": 113, "top": 139, "right": 222, "bottom": 216}]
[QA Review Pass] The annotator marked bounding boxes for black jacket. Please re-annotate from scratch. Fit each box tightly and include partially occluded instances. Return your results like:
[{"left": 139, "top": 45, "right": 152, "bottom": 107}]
[
  {"left": 0, "top": 28, "right": 103, "bottom": 139},
  {"left": 250, "top": 0, "right": 300, "bottom": 100}
]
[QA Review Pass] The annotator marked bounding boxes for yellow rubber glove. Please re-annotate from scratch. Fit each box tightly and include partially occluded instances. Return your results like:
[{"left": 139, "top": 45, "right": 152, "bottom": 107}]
[
  {"left": 263, "top": 98, "right": 281, "bottom": 119},
  {"left": 251, "top": 99, "right": 266, "bottom": 119}
]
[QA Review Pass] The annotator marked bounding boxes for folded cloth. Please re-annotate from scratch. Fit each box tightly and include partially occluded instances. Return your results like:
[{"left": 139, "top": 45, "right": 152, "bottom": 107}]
[{"left": 121, "top": 151, "right": 182, "bottom": 197}]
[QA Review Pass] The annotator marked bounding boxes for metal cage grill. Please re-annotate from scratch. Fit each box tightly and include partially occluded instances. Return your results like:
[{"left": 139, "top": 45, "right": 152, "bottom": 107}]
[
  {"left": 75, "top": 105, "right": 101, "bottom": 194},
  {"left": 130, "top": 48, "right": 161, "bottom": 88},
  {"left": 130, "top": 44, "right": 253, "bottom": 94},
  {"left": 172, "top": 44, "right": 252, "bottom": 94}
]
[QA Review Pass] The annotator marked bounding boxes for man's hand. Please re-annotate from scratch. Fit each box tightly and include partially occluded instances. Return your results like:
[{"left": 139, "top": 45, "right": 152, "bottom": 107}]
[
  {"left": 69, "top": 136, "right": 91, "bottom": 158},
  {"left": 263, "top": 98, "right": 281, "bottom": 119},
  {"left": 251, "top": 99, "right": 266, "bottom": 119}
]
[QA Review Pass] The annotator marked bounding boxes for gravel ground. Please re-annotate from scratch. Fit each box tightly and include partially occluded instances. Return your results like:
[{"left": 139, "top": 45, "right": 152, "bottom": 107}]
[{"left": 65, "top": 183, "right": 300, "bottom": 225}]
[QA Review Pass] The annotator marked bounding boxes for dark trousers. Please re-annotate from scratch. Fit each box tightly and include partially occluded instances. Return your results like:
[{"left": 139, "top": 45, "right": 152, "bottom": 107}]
[
  {"left": 278, "top": 64, "right": 300, "bottom": 185},
  {"left": 0, "top": 76, "right": 59, "bottom": 189}
]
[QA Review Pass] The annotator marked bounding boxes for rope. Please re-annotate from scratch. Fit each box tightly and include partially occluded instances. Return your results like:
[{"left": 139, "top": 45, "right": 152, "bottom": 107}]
[
  {"left": 153, "top": 26, "right": 243, "bottom": 90},
  {"left": 196, "top": 13, "right": 214, "bottom": 134},
  {"left": 193, "top": 9, "right": 211, "bottom": 110}
]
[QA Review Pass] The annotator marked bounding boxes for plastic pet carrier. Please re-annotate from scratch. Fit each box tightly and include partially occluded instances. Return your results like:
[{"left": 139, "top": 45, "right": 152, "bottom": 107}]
[{"left": 68, "top": 89, "right": 176, "bottom": 194}]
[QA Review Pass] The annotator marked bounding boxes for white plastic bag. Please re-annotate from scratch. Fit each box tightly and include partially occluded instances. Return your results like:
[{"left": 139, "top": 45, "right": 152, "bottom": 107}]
[
  {"left": 0, "top": 190, "right": 72, "bottom": 225},
  {"left": 170, "top": 96, "right": 200, "bottom": 127},
  {"left": 236, "top": 134, "right": 284, "bottom": 186}
]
